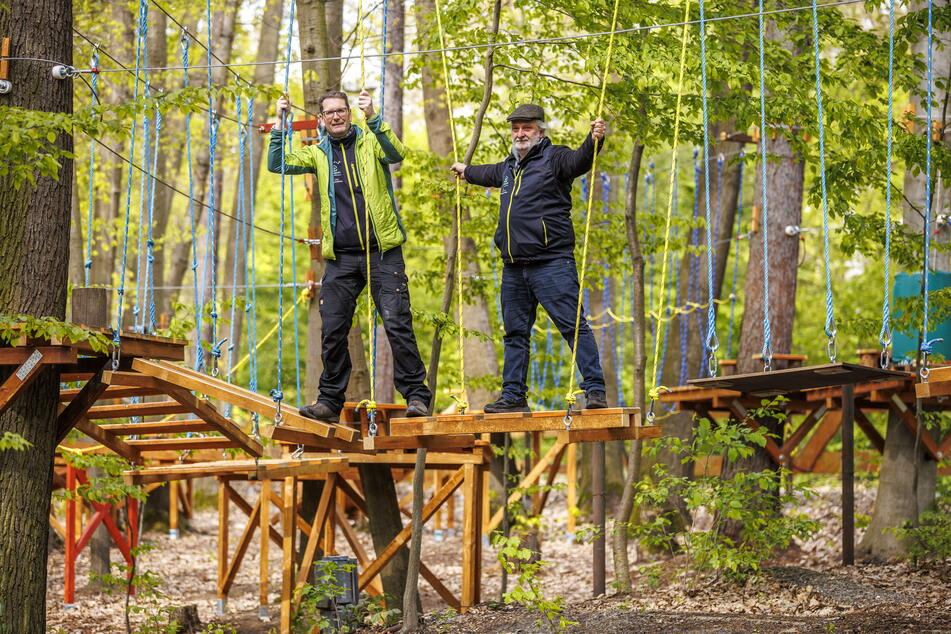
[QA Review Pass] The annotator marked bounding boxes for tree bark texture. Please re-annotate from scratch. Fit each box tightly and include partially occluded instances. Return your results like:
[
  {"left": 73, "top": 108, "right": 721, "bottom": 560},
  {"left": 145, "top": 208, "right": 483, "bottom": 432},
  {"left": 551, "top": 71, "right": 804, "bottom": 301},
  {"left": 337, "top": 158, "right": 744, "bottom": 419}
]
[
  {"left": 0, "top": 0, "right": 73, "bottom": 629},
  {"left": 859, "top": 6, "right": 949, "bottom": 558}
]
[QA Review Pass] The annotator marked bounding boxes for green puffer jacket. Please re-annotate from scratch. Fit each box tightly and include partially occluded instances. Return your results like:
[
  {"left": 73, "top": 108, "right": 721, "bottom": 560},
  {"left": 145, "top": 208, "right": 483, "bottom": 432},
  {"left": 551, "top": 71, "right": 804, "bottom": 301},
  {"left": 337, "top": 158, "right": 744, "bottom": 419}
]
[{"left": 268, "top": 114, "right": 406, "bottom": 260}]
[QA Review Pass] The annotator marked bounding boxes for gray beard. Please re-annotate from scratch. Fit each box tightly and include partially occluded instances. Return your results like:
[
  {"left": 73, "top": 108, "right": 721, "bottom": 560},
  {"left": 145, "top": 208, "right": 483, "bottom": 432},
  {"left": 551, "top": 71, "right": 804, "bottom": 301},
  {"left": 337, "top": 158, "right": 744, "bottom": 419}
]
[{"left": 512, "top": 136, "right": 543, "bottom": 161}]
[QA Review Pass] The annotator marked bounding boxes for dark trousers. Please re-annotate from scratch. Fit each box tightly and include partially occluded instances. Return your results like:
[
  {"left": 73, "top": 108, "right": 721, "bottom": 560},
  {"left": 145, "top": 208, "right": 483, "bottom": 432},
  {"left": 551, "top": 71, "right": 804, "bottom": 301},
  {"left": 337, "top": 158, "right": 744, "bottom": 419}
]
[
  {"left": 318, "top": 246, "right": 432, "bottom": 411},
  {"left": 500, "top": 257, "right": 605, "bottom": 401}
]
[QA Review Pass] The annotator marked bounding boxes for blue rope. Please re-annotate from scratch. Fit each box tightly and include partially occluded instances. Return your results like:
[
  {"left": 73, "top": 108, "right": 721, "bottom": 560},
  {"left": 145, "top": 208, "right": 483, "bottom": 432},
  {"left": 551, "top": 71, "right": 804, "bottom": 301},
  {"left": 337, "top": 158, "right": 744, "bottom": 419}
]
[
  {"left": 145, "top": 103, "right": 162, "bottom": 333},
  {"left": 690, "top": 150, "right": 703, "bottom": 378},
  {"left": 245, "top": 95, "right": 260, "bottom": 435},
  {"left": 84, "top": 49, "right": 100, "bottom": 287},
  {"left": 134, "top": 26, "right": 152, "bottom": 334},
  {"left": 811, "top": 0, "right": 837, "bottom": 362},
  {"left": 180, "top": 36, "right": 204, "bottom": 372},
  {"left": 757, "top": 0, "right": 773, "bottom": 370},
  {"left": 380, "top": 0, "right": 389, "bottom": 114},
  {"left": 699, "top": 0, "right": 719, "bottom": 377},
  {"left": 879, "top": 0, "right": 896, "bottom": 367},
  {"left": 922, "top": 0, "right": 939, "bottom": 378},
  {"left": 289, "top": 128, "right": 303, "bottom": 408},
  {"left": 727, "top": 155, "right": 745, "bottom": 359},
  {"left": 227, "top": 91, "right": 248, "bottom": 407},
  {"left": 204, "top": 0, "right": 222, "bottom": 373},
  {"left": 114, "top": 0, "right": 149, "bottom": 355}
]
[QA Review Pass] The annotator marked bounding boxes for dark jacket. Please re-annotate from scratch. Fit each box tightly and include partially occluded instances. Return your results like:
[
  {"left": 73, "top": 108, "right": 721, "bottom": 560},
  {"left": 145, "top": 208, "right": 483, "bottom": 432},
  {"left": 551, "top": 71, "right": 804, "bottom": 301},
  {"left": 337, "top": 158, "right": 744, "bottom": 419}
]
[{"left": 463, "top": 134, "right": 602, "bottom": 264}]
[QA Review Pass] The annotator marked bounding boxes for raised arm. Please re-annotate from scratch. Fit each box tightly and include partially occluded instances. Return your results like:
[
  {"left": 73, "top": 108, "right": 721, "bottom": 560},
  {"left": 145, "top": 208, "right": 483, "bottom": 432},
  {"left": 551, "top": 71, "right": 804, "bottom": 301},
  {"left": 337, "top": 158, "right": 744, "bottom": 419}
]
[
  {"left": 267, "top": 95, "right": 317, "bottom": 175},
  {"left": 551, "top": 119, "right": 607, "bottom": 181}
]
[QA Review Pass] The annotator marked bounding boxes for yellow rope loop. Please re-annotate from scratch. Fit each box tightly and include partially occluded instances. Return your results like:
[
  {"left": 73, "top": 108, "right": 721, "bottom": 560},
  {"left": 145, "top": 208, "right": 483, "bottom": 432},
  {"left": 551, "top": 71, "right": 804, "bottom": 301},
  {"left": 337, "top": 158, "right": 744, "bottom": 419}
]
[
  {"left": 645, "top": 385, "right": 671, "bottom": 424},
  {"left": 565, "top": 0, "right": 622, "bottom": 408},
  {"left": 433, "top": 0, "right": 467, "bottom": 408},
  {"left": 356, "top": 398, "right": 377, "bottom": 414},
  {"left": 449, "top": 393, "right": 468, "bottom": 414},
  {"left": 648, "top": 0, "right": 694, "bottom": 400}
]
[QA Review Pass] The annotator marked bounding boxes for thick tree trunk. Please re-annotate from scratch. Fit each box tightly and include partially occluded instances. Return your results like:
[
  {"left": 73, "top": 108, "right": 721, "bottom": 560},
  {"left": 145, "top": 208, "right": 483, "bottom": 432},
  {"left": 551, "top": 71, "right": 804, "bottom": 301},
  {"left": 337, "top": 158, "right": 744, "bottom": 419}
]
[
  {"left": 859, "top": 8, "right": 949, "bottom": 558},
  {"left": 0, "top": 0, "right": 72, "bottom": 629}
]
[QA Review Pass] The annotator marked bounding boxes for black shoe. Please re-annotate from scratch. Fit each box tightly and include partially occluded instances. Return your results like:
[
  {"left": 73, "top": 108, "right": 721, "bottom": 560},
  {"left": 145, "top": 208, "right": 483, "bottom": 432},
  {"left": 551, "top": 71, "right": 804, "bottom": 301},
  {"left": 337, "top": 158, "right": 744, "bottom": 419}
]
[
  {"left": 405, "top": 399, "right": 429, "bottom": 417},
  {"left": 483, "top": 396, "right": 531, "bottom": 414},
  {"left": 585, "top": 391, "right": 608, "bottom": 409},
  {"left": 299, "top": 401, "right": 340, "bottom": 423}
]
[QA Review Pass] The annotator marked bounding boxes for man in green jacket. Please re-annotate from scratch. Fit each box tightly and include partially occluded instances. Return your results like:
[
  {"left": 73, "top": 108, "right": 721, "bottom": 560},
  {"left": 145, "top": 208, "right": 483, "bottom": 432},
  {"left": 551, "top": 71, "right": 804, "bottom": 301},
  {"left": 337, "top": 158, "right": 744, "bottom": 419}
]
[{"left": 268, "top": 90, "right": 430, "bottom": 422}]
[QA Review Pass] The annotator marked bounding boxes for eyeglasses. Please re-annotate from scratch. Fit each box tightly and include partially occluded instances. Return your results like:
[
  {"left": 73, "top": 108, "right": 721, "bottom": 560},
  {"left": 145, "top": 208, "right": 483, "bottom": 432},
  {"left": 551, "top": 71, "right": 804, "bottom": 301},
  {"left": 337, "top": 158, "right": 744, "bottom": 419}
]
[{"left": 322, "top": 107, "right": 349, "bottom": 119}]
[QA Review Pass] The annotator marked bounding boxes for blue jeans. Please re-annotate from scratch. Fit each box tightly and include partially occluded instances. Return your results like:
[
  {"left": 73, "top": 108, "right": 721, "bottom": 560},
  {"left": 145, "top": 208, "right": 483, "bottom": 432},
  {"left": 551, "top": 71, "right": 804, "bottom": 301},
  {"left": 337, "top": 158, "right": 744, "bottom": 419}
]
[{"left": 500, "top": 257, "right": 605, "bottom": 401}]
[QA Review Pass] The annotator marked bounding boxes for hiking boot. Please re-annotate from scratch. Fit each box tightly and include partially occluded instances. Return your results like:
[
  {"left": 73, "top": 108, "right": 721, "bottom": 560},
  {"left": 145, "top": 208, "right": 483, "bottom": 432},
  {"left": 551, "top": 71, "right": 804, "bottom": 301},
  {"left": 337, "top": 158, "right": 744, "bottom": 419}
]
[
  {"left": 483, "top": 396, "right": 531, "bottom": 414},
  {"left": 299, "top": 401, "right": 340, "bottom": 423},
  {"left": 585, "top": 390, "right": 608, "bottom": 409},
  {"left": 405, "top": 399, "right": 429, "bottom": 417}
]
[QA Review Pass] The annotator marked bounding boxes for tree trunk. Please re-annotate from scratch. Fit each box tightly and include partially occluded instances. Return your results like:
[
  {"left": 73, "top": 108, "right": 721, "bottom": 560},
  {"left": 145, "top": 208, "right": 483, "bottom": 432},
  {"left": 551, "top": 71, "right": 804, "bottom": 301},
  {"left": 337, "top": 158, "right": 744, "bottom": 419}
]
[
  {"left": 858, "top": 7, "right": 949, "bottom": 558},
  {"left": 0, "top": 0, "right": 72, "bottom": 628}
]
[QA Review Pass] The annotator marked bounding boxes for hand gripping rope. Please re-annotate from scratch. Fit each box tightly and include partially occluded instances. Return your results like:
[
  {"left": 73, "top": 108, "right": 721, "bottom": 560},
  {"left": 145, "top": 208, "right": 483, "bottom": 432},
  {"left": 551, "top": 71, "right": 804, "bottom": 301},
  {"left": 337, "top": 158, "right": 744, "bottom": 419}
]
[
  {"left": 647, "top": 0, "right": 693, "bottom": 423},
  {"left": 563, "top": 0, "right": 622, "bottom": 429}
]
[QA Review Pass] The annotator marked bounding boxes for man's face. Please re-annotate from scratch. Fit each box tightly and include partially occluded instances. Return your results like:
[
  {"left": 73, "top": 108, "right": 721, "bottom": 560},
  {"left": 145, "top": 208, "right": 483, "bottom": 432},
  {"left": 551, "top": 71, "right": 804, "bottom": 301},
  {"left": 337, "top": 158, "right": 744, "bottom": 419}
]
[
  {"left": 511, "top": 120, "right": 544, "bottom": 155},
  {"left": 321, "top": 97, "right": 351, "bottom": 137}
]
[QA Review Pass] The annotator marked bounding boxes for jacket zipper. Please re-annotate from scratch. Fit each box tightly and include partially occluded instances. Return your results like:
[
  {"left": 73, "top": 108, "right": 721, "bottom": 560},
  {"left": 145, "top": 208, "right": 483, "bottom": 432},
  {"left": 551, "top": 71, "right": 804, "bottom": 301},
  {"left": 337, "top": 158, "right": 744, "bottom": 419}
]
[
  {"left": 340, "top": 141, "right": 381, "bottom": 250},
  {"left": 504, "top": 168, "right": 524, "bottom": 263},
  {"left": 541, "top": 219, "right": 548, "bottom": 246}
]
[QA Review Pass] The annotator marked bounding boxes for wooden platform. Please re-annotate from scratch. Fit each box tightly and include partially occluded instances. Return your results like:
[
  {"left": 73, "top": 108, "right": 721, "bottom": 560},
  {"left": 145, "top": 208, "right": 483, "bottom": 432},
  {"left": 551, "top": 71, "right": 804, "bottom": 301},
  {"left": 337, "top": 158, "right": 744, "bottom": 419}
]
[
  {"left": 123, "top": 457, "right": 349, "bottom": 485},
  {"left": 387, "top": 407, "right": 640, "bottom": 436},
  {"left": 689, "top": 363, "right": 908, "bottom": 395}
]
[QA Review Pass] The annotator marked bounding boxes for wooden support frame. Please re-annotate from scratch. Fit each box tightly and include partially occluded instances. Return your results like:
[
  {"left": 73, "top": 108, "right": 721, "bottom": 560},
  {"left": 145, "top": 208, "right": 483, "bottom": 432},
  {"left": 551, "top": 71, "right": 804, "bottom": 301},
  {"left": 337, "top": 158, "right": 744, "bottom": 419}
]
[
  {"left": 56, "top": 361, "right": 110, "bottom": 443},
  {"left": 794, "top": 410, "right": 842, "bottom": 472},
  {"left": 888, "top": 394, "right": 943, "bottom": 460},
  {"left": 122, "top": 458, "right": 348, "bottom": 485},
  {"left": 73, "top": 416, "right": 142, "bottom": 464},
  {"left": 486, "top": 439, "right": 568, "bottom": 534},
  {"left": 0, "top": 347, "right": 74, "bottom": 416}
]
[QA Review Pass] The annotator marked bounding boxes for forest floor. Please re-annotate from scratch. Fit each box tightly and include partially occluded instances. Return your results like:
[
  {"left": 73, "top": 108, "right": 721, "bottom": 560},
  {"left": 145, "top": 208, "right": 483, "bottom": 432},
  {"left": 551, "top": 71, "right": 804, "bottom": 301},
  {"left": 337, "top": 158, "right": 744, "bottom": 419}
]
[{"left": 46, "top": 481, "right": 951, "bottom": 633}]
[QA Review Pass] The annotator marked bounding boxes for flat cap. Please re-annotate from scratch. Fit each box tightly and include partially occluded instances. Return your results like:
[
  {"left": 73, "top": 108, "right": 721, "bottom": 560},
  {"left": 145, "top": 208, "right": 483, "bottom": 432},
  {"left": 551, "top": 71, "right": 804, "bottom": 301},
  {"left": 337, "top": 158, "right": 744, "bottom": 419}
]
[{"left": 507, "top": 104, "right": 545, "bottom": 122}]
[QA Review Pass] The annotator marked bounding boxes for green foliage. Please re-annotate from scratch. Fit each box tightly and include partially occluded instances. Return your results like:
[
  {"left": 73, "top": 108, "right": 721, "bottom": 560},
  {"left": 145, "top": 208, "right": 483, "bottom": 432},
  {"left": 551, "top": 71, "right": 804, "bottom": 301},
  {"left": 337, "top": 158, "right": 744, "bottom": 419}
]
[
  {"left": 0, "top": 431, "right": 32, "bottom": 451},
  {"left": 628, "top": 401, "right": 820, "bottom": 581},
  {"left": 492, "top": 533, "right": 577, "bottom": 632},
  {"left": 890, "top": 476, "right": 951, "bottom": 564},
  {"left": 0, "top": 314, "right": 111, "bottom": 354},
  {"left": 61, "top": 452, "right": 147, "bottom": 503},
  {"left": 292, "top": 560, "right": 362, "bottom": 633}
]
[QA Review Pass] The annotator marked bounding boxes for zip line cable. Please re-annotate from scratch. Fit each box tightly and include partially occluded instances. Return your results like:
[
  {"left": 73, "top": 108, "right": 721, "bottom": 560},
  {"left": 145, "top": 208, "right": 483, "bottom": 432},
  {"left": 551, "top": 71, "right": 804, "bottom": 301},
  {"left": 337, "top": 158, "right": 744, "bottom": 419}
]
[{"left": 50, "top": 0, "right": 865, "bottom": 76}]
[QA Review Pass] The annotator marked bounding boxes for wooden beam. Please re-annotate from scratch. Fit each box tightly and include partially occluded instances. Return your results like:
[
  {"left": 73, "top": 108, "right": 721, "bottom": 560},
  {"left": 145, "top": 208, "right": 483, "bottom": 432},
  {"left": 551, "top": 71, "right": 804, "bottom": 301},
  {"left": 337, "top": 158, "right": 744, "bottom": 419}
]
[
  {"left": 56, "top": 362, "right": 109, "bottom": 443},
  {"left": 267, "top": 423, "right": 365, "bottom": 452},
  {"left": 780, "top": 406, "right": 827, "bottom": 460},
  {"left": 301, "top": 451, "right": 486, "bottom": 466},
  {"left": 217, "top": 479, "right": 229, "bottom": 600},
  {"left": 0, "top": 345, "right": 77, "bottom": 366},
  {"left": 362, "top": 434, "right": 476, "bottom": 451},
  {"left": 295, "top": 475, "right": 337, "bottom": 591},
  {"left": 420, "top": 561, "right": 462, "bottom": 610},
  {"left": 461, "top": 462, "right": 483, "bottom": 608},
  {"left": 161, "top": 383, "right": 263, "bottom": 457},
  {"left": 915, "top": 377, "right": 951, "bottom": 399},
  {"left": 0, "top": 348, "right": 55, "bottom": 416},
  {"left": 61, "top": 384, "right": 166, "bottom": 402},
  {"left": 219, "top": 494, "right": 260, "bottom": 598},
  {"left": 132, "top": 359, "right": 356, "bottom": 441},
  {"left": 854, "top": 409, "right": 885, "bottom": 454},
  {"left": 125, "top": 437, "right": 238, "bottom": 451},
  {"left": 281, "top": 477, "right": 296, "bottom": 634},
  {"left": 486, "top": 440, "right": 567, "bottom": 534},
  {"left": 73, "top": 417, "right": 142, "bottom": 464},
  {"left": 357, "top": 468, "right": 465, "bottom": 589},
  {"left": 553, "top": 424, "right": 658, "bottom": 444},
  {"left": 794, "top": 410, "right": 841, "bottom": 472},
  {"left": 533, "top": 442, "right": 567, "bottom": 515},
  {"left": 260, "top": 480, "right": 270, "bottom": 616},
  {"left": 86, "top": 400, "right": 190, "bottom": 419},
  {"left": 122, "top": 458, "right": 348, "bottom": 485},
  {"left": 888, "top": 395, "right": 942, "bottom": 460},
  {"left": 388, "top": 408, "right": 638, "bottom": 436},
  {"left": 97, "top": 420, "right": 215, "bottom": 435},
  {"left": 224, "top": 481, "right": 283, "bottom": 548}
]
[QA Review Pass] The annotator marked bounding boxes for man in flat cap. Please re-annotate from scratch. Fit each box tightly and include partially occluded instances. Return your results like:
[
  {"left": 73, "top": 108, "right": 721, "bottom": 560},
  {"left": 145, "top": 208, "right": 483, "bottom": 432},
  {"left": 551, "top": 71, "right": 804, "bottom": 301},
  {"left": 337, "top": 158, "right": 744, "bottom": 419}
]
[{"left": 450, "top": 105, "right": 608, "bottom": 413}]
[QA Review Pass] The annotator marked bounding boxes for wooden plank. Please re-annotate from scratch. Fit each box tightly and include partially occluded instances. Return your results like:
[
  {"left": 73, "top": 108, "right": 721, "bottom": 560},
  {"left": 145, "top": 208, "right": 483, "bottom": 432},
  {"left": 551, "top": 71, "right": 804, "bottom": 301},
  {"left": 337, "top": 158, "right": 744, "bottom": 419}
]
[
  {"left": 566, "top": 443, "right": 577, "bottom": 534},
  {"left": 0, "top": 37, "right": 9, "bottom": 81},
  {"left": 805, "top": 378, "right": 911, "bottom": 402},
  {"left": 219, "top": 494, "right": 260, "bottom": 597},
  {"left": 161, "top": 383, "right": 263, "bottom": 457},
  {"left": 281, "top": 477, "right": 296, "bottom": 634},
  {"left": 61, "top": 384, "right": 167, "bottom": 402},
  {"left": 295, "top": 475, "right": 337, "bottom": 590},
  {"left": 225, "top": 481, "right": 282, "bottom": 548},
  {"left": 362, "top": 434, "right": 476, "bottom": 451},
  {"left": 0, "top": 348, "right": 50, "bottom": 416},
  {"left": 260, "top": 480, "right": 270, "bottom": 616},
  {"left": 98, "top": 420, "right": 215, "bottom": 435},
  {"left": 915, "top": 378, "right": 951, "bottom": 399},
  {"left": 255, "top": 458, "right": 349, "bottom": 481},
  {"left": 486, "top": 440, "right": 567, "bottom": 534},
  {"left": 125, "top": 437, "right": 238, "bottom": 451},
  {"left": 794, "top": 410, "right": 842, "bottom": 472},
  {"left": 56, "top": 362, "right": 110, "bottom": 443},
  {"left": 267, "top": 423, "right": 366, "bottom": 452},
  {"left": 122, "top": 458, "right": 348, "bottom": 485},
  {"left": 73, "top": 417, "right": 142, "bottom": 464},
  {"left": 217, "top": 479, "right": 228, "bottom": 600},
  {"left": 388, "top": 408, "right": 637, "bottom": 437},
  {"left": 420, "top": 561, "right": 462, "bottom": 610},
  {"left": 554, "top": 424, "right": 658, "bottom": 444},
  {"left": 780, "top": 406, "right": 827, "bottom": 460},
  {"left": 43, "top": 326, "right": 186, "bottom": 361},
  {"left": 86, "top": 400, "right": 190, "bottom": 419},
  {"left": 132, "top": 359, "right": 357, "bottom": 442},
  {"left": 854, "top": 409, "right": 885, "bottom": 454},
  {"left": 691, "top": 363, "right": 908, "bottom": 394},
  {"left": 0, "top": 346, "right": 77, "bottom": 365},
  {"left": 461, "top": 462, "right": 482, "bottom": 608},
  {"left": 888, "top": 395, "right": 942, "bottom": 460},
  {"left": 302, "top": 451, "right": 486, "bottom": 466},
  {"left": 358, "top": 468, "right": 465, "bottom": 589}
]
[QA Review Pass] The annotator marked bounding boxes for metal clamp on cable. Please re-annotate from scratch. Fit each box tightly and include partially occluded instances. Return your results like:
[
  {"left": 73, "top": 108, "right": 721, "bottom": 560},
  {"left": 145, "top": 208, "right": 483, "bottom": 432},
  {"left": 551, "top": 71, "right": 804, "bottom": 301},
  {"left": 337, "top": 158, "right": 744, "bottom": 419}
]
[
  {"left": 879, "top": 333, "right": 892, "bottom": 369},
  {"left": 645, "top": 386, "right": 670, "bottom": 424},
  {"left": 356, "top": 399, "right": 378, "bottom": 437},
  {"left": 51, "top": 65, "right": 77, "bottom": 80},
  {"left": 562, "top": 389, "right": 584, "bottom": 429},
  {"left": 920, "top": 338, "right": 943, "bottom": 382}
]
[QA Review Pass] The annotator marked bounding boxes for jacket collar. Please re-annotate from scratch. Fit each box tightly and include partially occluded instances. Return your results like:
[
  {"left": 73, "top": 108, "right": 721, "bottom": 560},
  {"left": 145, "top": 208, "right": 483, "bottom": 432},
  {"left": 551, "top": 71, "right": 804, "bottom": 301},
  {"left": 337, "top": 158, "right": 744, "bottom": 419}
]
[{"left": 318, "top": 124, "right": 364, "bottom": 154}]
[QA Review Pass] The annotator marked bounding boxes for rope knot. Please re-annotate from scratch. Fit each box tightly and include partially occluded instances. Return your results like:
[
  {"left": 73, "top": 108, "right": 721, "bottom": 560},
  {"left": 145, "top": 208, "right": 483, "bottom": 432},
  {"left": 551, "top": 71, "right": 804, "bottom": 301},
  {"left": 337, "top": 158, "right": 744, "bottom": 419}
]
[
  {"left": 921, "top": 337, "right": 943, "bottom": 354},
  {"left": 210, "top": 338, "right": 227, "bottom": 359},
  {"left": 270, "top": 389, "right": 284, "bottom": 403}
]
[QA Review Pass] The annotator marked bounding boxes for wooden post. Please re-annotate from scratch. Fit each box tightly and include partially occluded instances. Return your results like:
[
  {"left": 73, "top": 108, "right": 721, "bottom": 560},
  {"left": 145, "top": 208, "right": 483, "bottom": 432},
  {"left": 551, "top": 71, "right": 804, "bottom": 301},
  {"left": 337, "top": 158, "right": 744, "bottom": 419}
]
[
  {"left": 592, "top": 441, "right": 606, "bottom": 596},
  {"left": 64, "top": 464, "right": 77, "bottom": 607},
  {"left": 566, "top": 443, "right": 577, "bottom": 535},
  {"left": 321, "top": 486, "right": 335, "bottom": 555},
  {"left": 169, "top": 480, "right": 180, "bottom": 538},
  {"left": 70, "top": 287, "right": 110, "bottom": 328},
  {"left": 841, "top": 383, "right": 855, "bottom": 566},
  {"left": 259, "top": 480, "right": 270, "bottom": 620},
  {"left": 461, "top": 462, "right": 482, "bottom": 609},
  {"left": 216, "top": 478, "right": 228, "bottom": 615},
  {"left": 280, "top": 477, "right": 297, "bottom": 634}
]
